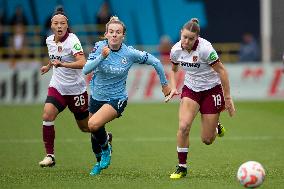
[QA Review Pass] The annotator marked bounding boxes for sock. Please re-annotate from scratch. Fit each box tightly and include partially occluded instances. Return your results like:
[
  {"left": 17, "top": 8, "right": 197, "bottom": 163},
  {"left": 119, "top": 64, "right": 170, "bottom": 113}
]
[
  {"left": 177, "top": 147, "right": 188, "bottom": 168},
  {"left": 42, "top": 121, "right": 55, "bottom": 155},
  {"left": 92, "top": 126, "right": 108, "bottom": 150},
  {"left": 91, "top": 133, "right": 102, "bottom": 162}
]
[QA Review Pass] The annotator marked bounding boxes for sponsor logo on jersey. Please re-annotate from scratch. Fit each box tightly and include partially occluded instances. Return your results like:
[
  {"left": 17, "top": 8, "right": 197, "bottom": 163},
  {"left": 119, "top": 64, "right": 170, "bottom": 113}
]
[
  {"left": 193, "top": 56, "right": 198, "bottom": 62},
  {"left": 58, "top": 46, "right": 62, "bottom": 52},
  {"left": 49, "top": 54, "right": 62, "bottom": 61},
  {"left": 180, "top": 61, "right": 200, "bottom": 68},
  {"left": 209, "top": 51, "right": 218, "bottom": 61},
  {"left": 74, "top": 43, "right": 82, "bottom": 51}
]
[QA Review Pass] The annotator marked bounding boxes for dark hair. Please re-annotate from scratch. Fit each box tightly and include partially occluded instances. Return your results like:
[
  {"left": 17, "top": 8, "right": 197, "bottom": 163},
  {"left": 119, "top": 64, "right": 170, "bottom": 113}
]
[
  {"left": 51, "top": 6, "right": 68, "bottom": 21},
  {"left": 182, "top": 18, "right": 200, "bottom": 35},
  {"left": 105, "top": 16, "right": 126, "bottom": 34},
  {"left": 51, "top": 6, "right": 70, "bottom": 32}
]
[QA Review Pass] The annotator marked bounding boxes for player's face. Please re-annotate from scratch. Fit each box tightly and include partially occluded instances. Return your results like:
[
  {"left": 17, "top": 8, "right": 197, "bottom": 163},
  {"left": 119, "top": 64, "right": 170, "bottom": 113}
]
[
  {"left": 105, "top": 23, "right": 125, "bottom": 49},
  {"left": 180, "top": 29, "right": 198, "bottom": 50},
  {"left": 51, "top": 15, "right": 68, "bottom": 39}
]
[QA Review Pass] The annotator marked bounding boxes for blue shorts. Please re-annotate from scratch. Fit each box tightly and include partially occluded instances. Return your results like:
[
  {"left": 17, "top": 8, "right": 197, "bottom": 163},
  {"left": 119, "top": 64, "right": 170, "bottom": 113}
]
[{"left": 89, "top": 97, "right": 128, "bottom": 117}]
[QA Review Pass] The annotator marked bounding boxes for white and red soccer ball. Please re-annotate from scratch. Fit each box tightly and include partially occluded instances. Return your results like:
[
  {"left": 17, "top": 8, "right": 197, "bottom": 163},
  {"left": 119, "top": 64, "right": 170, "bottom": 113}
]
[{"left": 237, "top": 161, "right": 265, "bottom": 188}]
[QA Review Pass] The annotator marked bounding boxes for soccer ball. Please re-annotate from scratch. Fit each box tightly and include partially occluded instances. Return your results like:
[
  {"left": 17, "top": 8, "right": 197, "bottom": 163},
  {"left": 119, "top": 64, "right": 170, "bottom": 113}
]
[{"left": 237, "top": 161, "right": 265, "bottom": 188}]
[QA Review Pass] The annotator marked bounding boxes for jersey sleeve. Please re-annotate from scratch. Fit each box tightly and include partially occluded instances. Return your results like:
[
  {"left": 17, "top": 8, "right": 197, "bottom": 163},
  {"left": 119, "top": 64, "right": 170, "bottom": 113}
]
[
  {"left": 201, "top": 43, "right": 219, "bottom": 66},
  {"left": 83, "top": 41, "right": 104, "bottom": 75},
  {"left": 71, "top": 35, "right": 84, "bottom": 56},
  {"left": 46, "top": 37, "right": 52, "bottom": 55},
  {"left": 128, "top": 46, "right": 148, "bottom": 64},
  {"left": 170, "top": 49, "right": 179, "bottom": 65},
  {"left": 87, "top": 41, "right": 104, "bottom": 60},
  {"left": 128, "top": 46, "right": 168, "bottom": 86}
]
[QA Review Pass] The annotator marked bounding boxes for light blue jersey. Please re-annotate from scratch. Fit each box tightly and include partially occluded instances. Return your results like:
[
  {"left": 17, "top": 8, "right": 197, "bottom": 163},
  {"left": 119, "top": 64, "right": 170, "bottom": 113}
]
[{"left": 83, "top": 40, "right": 168, "bottom": 101}]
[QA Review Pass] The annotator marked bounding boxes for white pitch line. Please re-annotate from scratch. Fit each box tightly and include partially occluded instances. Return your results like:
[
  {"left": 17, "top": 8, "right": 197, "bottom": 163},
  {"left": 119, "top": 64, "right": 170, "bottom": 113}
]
[{"left": 0, "top": 136, "right": 284, "bottom": 144}]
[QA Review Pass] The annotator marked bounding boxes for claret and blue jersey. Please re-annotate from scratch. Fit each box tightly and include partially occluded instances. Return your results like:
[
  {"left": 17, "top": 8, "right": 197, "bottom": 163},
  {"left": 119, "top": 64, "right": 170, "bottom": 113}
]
[{"left": 83, "top": 40, "right": 168, "bottom": 101}]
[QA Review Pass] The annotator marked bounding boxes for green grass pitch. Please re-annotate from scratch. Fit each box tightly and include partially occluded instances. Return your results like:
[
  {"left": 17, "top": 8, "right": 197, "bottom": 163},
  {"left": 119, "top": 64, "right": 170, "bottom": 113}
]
[{"left": 0, "top": 101, "right": 283, "bottom": 189}]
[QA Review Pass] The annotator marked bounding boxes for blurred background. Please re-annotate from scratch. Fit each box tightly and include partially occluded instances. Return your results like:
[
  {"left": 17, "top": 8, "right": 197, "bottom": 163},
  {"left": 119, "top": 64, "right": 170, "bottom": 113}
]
[
  {"left": 1, "top": 2, "right": 283, "bottom": 188},
  {"left": 0, "top": 0, "right": 283, "bottom": 104}
]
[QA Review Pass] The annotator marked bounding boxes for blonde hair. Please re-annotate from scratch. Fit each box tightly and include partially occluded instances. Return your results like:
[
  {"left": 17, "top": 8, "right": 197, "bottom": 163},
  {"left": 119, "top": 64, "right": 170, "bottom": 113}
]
[{"left": 105, "top": 16, "right": 126, "bottom": 34}]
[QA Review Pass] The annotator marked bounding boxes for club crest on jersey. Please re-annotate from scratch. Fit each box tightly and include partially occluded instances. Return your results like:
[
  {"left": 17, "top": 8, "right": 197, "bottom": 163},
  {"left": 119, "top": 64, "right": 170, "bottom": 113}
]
[
  {"left": 58, "top": 46, "right": 62, "bottom": 52},
  {"left": 121, "top": 58, "right": 127, "bottom": 64},
  {"left": 193, "top": 56, "right": 198, "bottom": 62}
]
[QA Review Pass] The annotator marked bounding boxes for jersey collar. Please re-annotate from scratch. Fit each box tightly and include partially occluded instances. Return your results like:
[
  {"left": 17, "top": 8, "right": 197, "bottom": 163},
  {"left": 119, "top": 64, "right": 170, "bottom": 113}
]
[
  {"left": 191, "top": 39, "right": 199, "bottom": 51},
  {"left": 54, "top": 31, "right": 69, "bottom": 43}
]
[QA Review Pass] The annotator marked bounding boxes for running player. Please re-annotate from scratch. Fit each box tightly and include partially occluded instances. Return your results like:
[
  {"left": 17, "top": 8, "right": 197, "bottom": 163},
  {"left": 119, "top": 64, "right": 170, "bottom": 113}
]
[
  {"left": 39, "top": 7, "right": 89, "bottom": 167},
  {"left": 166, "top": 18, "right": 235, "bottom": 179},
  {"left": 83, "top": 16, "right": 171, "bottom": 175}
]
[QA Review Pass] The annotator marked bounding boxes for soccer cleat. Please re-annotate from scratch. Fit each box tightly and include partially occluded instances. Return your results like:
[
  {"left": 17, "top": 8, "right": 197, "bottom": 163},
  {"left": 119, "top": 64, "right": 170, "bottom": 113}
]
[
  {"left": 39, "top": 155, "right": 56, "bottom": 167},
  {"left": 100, "top": 143, "right": 112, "bottom": 169},
  {"left": 217, "top": 122, "right": 225, "bottom": 137},
  {"left": 107, "top": 132, "right": 112, "bottom": 145},
  {"left": 107, "top": 132, "right": 113, "bottom": 152},
  {"left": 90, "top": 162, "right": 102, "bottom": 176},
  {"left": 170, "top": 166, "right": 187, "bottom": 179}
]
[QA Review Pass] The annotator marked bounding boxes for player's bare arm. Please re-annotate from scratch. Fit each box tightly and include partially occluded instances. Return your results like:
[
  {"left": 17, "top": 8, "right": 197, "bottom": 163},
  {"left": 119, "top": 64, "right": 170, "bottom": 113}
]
[
  {"left": 165, "top": 64, "right": 180, "bottom": 102},
  {"left": 212, "top": 61, "right": 235, "bottom": 116},
  {"left": 40, "top": 61, "right": 52, "bottom": 75},
  {"left": 52, "top": 53, "right": 86, "bottom": 69},
  {"left": 162, "top": 84, "right": 171, "bottom": 97}
]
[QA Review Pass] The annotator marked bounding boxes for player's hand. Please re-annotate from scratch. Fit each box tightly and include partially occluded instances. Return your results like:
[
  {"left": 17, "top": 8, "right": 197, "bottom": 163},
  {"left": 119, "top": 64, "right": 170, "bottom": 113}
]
[
  {"left": 164, "top": 88, "right": 180, "bottom": 103},
  {"left": 51, "top": 60, "right": 63, "bottom": 68},
  {"left": 225, "top": 97, "right": 235, "bottom": 117},
  {"left": 40, "top": 65, "right": 50, "bottom": 75},
  {"left": 102, "top": 46, "right": 110, "bottom": 58},
  {"left": 162, "top": 85, "right": 171, "bottom": 97}
]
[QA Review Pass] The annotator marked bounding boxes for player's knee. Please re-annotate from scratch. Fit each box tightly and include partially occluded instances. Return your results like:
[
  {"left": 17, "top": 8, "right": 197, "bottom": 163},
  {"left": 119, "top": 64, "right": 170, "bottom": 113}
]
[
  {"left": 178, "top": 123, "right": 190, "bottom": 137},
  {"left": 80, "top": 128, "right": 89, "bottom": 132},
  {"left": 78, "top": 124, "right": 90, "bottom": 132},
  {"left": 42, "top": 112, "right": 56, "bottom": 121},
  {"left": 201, "top": 137, "right": 214, "bottom": 145},
  {"left": 75, "top": 112, "right": 89, "bottom": 132},
  {"left": 80, "top": 121, "right": 90, "bottom": 132},
  {"left": 202, "top": 140, "right": 213, "bottom": 145}
]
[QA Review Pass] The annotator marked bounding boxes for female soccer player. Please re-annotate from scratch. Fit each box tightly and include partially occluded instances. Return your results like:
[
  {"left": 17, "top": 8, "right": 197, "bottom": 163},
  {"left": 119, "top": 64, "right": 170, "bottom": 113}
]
[
  {"left": 39, "top": 7, "right": 90, "bottom": 167},
  {"left": 166, "top": 18, "right": 235, "bottom": 179},
  {"left": 83, "top": 16, "right": 171, "bottom": 175}
]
